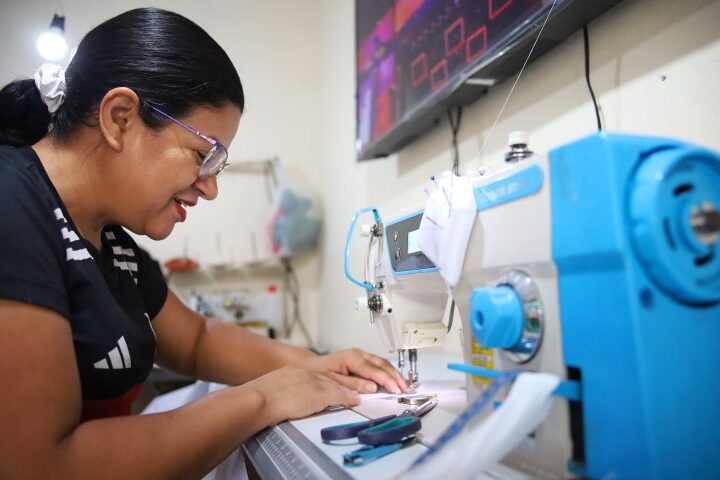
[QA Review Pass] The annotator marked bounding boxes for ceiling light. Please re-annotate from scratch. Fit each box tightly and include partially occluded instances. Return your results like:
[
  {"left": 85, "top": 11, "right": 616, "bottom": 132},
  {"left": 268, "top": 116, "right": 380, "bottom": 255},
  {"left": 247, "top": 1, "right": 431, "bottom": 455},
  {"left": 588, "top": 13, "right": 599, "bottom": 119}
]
[{"left": 37, "top": 14, "right": 67, "bottom": 61}]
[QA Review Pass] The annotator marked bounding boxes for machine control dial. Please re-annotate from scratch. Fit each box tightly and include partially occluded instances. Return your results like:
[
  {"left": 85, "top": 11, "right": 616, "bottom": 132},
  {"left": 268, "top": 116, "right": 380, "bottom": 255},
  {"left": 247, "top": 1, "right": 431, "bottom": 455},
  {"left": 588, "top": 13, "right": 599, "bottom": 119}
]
[
  {"left": 469, "top": 286, "right": 523, "bottom": 349},
  {"left": 356, "top": 294, "right": 384, "bottom": 314},
  {"left": 468, "top": 271, "right": 544, "bottom": 364}
]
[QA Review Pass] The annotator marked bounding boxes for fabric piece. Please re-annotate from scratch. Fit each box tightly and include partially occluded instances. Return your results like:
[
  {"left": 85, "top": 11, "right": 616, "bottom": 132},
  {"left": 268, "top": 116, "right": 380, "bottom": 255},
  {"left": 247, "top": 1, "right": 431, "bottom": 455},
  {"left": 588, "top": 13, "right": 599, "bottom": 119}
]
[
  {"left": 405, "top": 372, "right": 560, "bottom": 480},
  {"left": 33, "top": 63, "right": 66, "bottom": 113},
  {"left": 418, "top": 171, "right": 476, "bottom": 288},
  {"left": 142, "top": 382, "right": 250, "bottom": 480},
  {"left": 0, "top": 145, "right": 168, "bottom": 414}
]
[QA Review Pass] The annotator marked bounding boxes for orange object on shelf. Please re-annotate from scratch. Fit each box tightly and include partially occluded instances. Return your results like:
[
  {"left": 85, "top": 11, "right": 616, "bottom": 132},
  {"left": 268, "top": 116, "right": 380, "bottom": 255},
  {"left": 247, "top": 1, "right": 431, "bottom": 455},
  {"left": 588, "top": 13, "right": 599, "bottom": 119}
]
[{"left": 164, "top": 257, "right": 200, "bottom": 273}]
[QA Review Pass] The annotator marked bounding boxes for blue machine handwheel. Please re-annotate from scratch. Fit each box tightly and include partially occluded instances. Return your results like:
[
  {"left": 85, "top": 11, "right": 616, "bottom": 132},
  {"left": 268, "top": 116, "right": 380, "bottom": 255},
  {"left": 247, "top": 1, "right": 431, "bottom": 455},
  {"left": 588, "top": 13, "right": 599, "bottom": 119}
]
[
  {"left": 469, "top": 286, "right": 524, "bottom": 349},
  {"left": 629, "top": 146, "right": 720, "bottom": 304}
]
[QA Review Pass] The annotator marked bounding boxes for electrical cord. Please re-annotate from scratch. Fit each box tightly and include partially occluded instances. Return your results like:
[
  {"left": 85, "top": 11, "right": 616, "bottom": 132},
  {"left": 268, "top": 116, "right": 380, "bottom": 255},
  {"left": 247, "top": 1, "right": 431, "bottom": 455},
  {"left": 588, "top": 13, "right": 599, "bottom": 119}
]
[
  {"left": 282, "top": 259, "right": 314, "bottom": 349},
  {"left": 447, "top": 107, "right": 463, "bottom": 176},
  {"left": 444, "top": 106, "right": 462, "bottom": 332},
  {"left": 583, "top": 24, "right": 603, "bottom": 131}
]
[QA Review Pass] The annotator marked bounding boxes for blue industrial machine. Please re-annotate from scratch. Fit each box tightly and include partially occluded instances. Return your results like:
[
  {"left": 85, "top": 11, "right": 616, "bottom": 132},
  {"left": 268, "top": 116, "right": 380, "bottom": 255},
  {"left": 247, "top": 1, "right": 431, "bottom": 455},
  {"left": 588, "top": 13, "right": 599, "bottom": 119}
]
[{"left": 448, "top": 133, "right": 720, "bottom": 478}]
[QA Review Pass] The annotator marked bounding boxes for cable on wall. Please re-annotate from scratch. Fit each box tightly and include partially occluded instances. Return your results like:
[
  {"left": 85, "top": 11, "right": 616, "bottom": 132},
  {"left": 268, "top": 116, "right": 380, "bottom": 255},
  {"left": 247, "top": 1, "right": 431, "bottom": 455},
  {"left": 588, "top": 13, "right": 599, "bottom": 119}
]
[
  {"left": 282, "top": 259, "right": 314, "bottom": 349},
  {"left": 444, "top": 105, "right": 463, "bottom": 333},
  {"left": 447, "top": 106, "right": 463, "bottom": 176},
  {"left": 583, "top": 24, "right": 603, "bottom": 131}
]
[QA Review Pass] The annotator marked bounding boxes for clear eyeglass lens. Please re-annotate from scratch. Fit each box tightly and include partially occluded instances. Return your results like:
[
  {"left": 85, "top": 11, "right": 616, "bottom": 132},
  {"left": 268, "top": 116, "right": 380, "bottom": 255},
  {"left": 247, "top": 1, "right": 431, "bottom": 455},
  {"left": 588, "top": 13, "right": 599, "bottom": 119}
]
[{"left": 198, "top": 145, "right": 228, "bottom": 177}]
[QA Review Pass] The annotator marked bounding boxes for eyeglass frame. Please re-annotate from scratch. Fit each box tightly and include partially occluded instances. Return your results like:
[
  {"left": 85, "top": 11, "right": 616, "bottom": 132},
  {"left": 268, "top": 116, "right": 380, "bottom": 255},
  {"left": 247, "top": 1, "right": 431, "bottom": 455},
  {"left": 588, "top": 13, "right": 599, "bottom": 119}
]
[{"left": 143, "top": 102, "right": 230, "bottom": 177}]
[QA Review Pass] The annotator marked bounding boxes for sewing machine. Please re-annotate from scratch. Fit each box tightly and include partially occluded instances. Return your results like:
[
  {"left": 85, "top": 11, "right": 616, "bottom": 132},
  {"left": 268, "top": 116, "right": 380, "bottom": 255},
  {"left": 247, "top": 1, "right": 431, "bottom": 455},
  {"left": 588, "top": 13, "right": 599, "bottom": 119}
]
[
  {"left": 451, "top": 132, "right": 720, "bottom": 478},
  {"left": 345, "top": 208, "right": 448, "bottom": 385}
]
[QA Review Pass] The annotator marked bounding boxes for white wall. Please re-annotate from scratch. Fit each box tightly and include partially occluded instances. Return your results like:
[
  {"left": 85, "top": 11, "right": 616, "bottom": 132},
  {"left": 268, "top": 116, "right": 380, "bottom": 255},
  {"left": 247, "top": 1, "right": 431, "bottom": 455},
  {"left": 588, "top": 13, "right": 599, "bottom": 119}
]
[
  {"left": 316, "top": 0, "right": 720, "bottom": 354},
  {"left": 1, "top": 0, "right": 719, "bottom": 355},
  {"left": 0, "top": 0, "right": 327, "bottom": 344}
]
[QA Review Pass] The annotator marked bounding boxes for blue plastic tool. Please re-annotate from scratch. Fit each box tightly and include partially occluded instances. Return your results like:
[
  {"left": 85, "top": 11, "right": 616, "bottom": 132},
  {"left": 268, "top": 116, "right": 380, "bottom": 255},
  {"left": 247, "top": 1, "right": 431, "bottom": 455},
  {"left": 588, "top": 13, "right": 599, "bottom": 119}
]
[
  {"left": 343, "top": 438, "right": 416, "bottom": 467},
  {"left": 321, "top": 414, "right": 421, "bottom": 446},
  {"left": 357, "top": 416, "right": 420, "bottom": 445},
  {"left": 320, "top": 414, "right": 396, "bottom": 442},
  {"left": 411, "top": 371, "right": 519, "bottom": 468},
  {"left": 323, "top": 404, "right": 431, "bottom": 468}
]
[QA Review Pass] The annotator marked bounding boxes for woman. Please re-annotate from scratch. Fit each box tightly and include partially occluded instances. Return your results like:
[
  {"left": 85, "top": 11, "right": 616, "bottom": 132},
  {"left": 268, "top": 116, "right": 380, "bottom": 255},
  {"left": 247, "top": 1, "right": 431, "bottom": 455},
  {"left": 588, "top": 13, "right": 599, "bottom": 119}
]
[{"left": 0, "top": 8, "right": 405, "bottom": 478}]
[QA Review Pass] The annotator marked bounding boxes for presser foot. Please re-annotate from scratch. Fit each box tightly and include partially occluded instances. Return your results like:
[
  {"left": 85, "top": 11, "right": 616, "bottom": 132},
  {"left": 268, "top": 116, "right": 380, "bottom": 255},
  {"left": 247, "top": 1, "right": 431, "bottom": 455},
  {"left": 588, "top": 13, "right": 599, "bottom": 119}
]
[{"left": 405, "top": 379, "right": 419, "bottom": 394}]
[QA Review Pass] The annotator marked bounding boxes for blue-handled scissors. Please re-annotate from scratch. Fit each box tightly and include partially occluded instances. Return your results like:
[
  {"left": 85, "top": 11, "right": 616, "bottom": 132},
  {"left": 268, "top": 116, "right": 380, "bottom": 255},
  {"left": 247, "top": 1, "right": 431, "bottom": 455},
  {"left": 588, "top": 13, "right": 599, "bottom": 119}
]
[
  {"left": 321, "top": 397, "right": 438, "bottom": 467},
  {"left": 321, "top": 414, "right": 421, "bottom": 445}
]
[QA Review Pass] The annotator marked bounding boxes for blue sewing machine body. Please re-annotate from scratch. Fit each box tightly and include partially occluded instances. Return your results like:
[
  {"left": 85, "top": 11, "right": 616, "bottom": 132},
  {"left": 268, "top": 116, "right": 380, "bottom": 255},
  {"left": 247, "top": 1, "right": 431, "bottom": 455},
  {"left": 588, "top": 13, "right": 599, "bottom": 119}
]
[
  {"left": 551, "top": 133, "right": 720, "bottom": 478},
  {"left": 454, "top": 132, "right": 720, "bottom": 479}
]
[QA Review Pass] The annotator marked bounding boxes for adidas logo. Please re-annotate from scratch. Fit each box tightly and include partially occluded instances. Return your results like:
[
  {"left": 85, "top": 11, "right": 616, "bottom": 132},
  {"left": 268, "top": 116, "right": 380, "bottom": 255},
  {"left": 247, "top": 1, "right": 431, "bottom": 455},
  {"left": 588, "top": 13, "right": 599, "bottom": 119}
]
[{"left": 93, "top": 336, "right": 132, "bottom": 370}]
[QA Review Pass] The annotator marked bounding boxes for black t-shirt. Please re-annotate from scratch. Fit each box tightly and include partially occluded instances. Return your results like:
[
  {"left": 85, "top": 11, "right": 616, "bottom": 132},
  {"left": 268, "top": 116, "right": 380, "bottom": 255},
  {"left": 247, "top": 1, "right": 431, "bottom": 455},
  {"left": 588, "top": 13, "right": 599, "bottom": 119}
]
[{"left": 0, "top": 145, "right": 168, "bottom": 419}]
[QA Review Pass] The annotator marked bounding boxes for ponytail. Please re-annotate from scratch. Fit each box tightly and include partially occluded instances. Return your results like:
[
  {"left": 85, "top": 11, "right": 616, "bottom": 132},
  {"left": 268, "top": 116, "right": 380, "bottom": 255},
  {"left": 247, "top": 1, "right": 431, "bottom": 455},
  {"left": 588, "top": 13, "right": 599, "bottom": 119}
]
[{"left": 0, "top": 79, "right": 51, "bottom": 146}]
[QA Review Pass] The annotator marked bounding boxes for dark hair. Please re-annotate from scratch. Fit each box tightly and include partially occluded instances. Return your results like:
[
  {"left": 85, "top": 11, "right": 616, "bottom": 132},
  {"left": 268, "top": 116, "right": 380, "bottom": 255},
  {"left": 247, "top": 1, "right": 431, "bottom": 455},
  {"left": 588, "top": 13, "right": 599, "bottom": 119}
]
[{"left": 0, "top": 8, "right": 244, "bottom": 146}]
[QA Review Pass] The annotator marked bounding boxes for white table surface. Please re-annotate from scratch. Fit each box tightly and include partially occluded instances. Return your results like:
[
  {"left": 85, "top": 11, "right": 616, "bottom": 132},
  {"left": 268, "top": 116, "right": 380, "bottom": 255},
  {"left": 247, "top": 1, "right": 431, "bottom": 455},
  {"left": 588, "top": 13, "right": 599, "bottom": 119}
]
[{"left": 144, "top": 351, "right": 527, "bottom": 479}]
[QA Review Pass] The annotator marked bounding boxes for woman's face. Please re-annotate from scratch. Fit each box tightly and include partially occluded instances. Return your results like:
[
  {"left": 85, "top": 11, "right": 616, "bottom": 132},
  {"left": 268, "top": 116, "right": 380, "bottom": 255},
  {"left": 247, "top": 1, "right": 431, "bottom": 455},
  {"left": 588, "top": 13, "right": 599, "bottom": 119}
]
[{"left": 116, "top": 103, "right": 241, "bottom": 240}]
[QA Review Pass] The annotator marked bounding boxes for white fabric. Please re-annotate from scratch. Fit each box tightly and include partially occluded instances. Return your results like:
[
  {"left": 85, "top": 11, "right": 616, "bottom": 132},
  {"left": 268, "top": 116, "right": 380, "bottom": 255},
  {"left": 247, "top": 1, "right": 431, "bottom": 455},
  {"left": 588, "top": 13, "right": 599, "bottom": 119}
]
[
  {"left": 418, "top": 172, "right": 476, "bottom": 288},
  {"left": 142, "top": 381, "right": 249, "bottom": 480},
  {"left": 403, "top": 372, "right": 560, "bottom": 480},
  {"left": 33, "top": 63, "right": 66, "bottom": 113}
]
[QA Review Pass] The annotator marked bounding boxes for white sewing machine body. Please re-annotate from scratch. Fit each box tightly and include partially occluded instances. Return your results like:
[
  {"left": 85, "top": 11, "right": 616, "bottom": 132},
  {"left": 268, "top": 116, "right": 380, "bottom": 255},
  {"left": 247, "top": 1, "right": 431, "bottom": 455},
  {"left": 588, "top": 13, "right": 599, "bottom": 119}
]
[
  {"left": 373, "top": 210, "right": 448, "bottom": 351},
  {"left": 346, "top": 208, "right": 448, "bottom": 382},
  {"left": 452, "top": 152, "right": 573, "bottom": 477}
]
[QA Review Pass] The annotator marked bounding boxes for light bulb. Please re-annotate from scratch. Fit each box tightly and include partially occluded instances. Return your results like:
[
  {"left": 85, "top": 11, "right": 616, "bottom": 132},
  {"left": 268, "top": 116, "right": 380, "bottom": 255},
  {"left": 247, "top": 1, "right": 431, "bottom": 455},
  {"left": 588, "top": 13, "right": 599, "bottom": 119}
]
[
  {"left": 37, "top": 14, "right": 67, "bottom": 61},
  {"left": 37, "top": 29, "right": 67, "bottom": 61}
]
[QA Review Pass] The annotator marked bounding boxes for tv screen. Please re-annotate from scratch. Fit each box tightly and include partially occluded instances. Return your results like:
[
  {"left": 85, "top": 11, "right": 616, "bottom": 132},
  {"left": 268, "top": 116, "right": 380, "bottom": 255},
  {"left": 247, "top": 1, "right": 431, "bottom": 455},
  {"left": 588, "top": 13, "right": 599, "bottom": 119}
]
[{"left": 355, "top": 0, "right": 621, "bottom": 160}]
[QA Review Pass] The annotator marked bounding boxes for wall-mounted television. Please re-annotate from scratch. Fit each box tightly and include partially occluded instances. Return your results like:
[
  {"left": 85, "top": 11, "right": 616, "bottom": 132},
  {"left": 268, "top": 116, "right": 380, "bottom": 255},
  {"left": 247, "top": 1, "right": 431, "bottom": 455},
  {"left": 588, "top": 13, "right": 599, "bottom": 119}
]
[{"left": 355, "top": 0, "right": 622, "bottom": 160}]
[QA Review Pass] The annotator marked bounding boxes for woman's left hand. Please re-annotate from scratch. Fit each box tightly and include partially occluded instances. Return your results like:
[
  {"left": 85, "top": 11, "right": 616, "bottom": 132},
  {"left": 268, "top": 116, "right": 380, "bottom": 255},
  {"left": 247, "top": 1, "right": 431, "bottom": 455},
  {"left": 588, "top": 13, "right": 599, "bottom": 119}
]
[{"left": 301, "top": 349, "right": 408, "bottom": 394}]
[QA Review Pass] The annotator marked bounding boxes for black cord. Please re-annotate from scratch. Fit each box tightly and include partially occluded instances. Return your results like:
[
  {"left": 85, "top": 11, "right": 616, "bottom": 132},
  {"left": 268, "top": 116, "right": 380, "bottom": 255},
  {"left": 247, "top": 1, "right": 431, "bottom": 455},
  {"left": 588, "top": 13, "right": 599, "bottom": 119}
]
[
  {"left": 583, "top": 25, "right": 602, "bottom": 131},
  {"left": 445, "top": 107, "right": 462, "bottom": 332},
  {"left": 282, "top": 259, "right": 314, "bottom": 348},
  {"left": 447, "top": 106, "right": 463, "bottom": 175},
  {"left": 443, "top": 106, "right": 462, "bottom": 331}
]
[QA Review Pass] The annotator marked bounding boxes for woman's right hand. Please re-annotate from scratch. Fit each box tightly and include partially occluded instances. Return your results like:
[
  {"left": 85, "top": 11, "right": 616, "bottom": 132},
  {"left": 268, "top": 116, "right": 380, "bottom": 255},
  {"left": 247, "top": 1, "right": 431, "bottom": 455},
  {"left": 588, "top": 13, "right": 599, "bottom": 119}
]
[{"left": 245, "top": 366, "right": 360, "bottom": 427}]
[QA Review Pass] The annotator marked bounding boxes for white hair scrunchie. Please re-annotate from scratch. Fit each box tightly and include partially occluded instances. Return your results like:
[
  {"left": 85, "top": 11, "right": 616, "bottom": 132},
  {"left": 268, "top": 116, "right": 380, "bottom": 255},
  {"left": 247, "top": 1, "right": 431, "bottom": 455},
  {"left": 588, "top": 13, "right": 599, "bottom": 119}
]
[{"left": 34, "top": 63, "right": 67, "bottom": 114}]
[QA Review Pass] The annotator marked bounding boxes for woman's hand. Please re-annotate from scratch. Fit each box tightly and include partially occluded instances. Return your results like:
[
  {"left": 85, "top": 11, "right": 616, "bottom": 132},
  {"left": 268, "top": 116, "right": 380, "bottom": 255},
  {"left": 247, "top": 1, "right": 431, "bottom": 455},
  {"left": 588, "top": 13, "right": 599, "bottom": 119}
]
[
  {"left": 245, "top": 366, "right": 359, "bottom": 426},
  {"left": 300, "top": 349, "right": 408, "bottom": 395}
]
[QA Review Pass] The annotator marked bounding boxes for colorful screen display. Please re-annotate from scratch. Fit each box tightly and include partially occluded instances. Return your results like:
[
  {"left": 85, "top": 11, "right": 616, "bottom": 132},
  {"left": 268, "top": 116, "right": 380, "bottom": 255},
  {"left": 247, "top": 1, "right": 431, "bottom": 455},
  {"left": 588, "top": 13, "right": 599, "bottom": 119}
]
[{"left": 356, "top": 0, "right": 553, "bottom": 159}]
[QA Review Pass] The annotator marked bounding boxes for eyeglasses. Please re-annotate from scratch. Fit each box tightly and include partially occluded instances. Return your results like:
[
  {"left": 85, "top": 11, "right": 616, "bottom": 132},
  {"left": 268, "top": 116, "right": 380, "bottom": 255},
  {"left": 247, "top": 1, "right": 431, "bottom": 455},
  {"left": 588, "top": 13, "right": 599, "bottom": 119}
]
[{"left": 144, "top": 102, "right": 230, "bottom": 177}]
